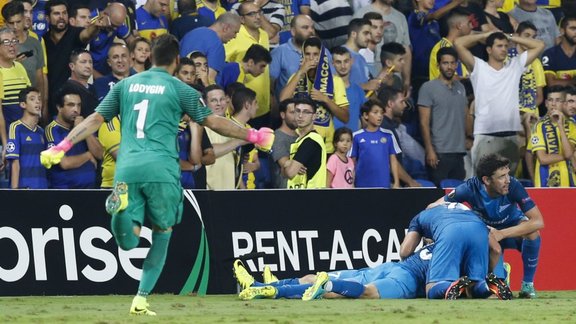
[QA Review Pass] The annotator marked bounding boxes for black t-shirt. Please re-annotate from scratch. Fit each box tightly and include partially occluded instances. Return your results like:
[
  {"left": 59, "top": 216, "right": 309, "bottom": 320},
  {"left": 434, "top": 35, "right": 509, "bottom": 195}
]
[
  {"left": 44, "top": 27, "right": 87, "bottom": 109},
  {"left": 170, "top": 12, "right": 212, "bottom": 41},
  {"left": 293, "top": 136, "right": 322, "bottom": 180}
]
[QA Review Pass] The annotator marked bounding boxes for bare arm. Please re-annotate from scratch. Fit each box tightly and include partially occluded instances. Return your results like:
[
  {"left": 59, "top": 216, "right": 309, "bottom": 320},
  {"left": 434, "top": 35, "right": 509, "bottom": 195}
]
[
  {"left": 60, "top": 151, "right": 95, "bottom": 170},
  {"left": 10, "top": 159, "right": 19, "bottom": 188},
  {"left": 401, "top": 46, "right": 412, "bottom": 93},
  {"left": 512, "top": 35, "right": 545, "bottom": 67},
  {"left": 201, "top": 148, "right": 216, "bottom": 165},
  {"left": 545, "top": 73, "right": 576, "bottom": 87},
  {"left": 419, "top": 106, "right": 438, "bottom": 169},
  {"left": 454, "top": 33, "right": 490, "bottom": 72},
  {"left": 189, "top": 121, "right": 203, "bottom": 166},
  {"left": 492, "top": 206, "right": 544, "bottom": 240},
  {"left": 279, "top": 59, "right": 315, "bottom": 101},
  {"left": 310, "top": 89, "right": 350, "bottom": 123},
  {"left": 74, "top": 116, "right": 103, "bottom": 160},
  {"left": 427, "top": 0, "right": 463, "bottom": 21},
  {"left": 0, "top": 104, "right": 6, "bottom": 171},
  {"left": 400, "top": 231, "right": 421, "bottom": 260},
  {"left": 202, "top": 114, "right": 250, "bottom": 142},
  {"left": 326, "top": 170, "right": 334, "bottom": 188},
  {"left": 397, "top": 162, "right": 421, "bottom": 187},
  {"left": 283, "top": 158, "right": 306, "bottom": 179},
  {"left": 390, "top": 154, "right": 400, "bottom": 188},
  {"left": 208, "top": 68, "right": 218, "bottom": 85},
  {"left": 64, "top": 112, "right": 106, "bottom": 145}
]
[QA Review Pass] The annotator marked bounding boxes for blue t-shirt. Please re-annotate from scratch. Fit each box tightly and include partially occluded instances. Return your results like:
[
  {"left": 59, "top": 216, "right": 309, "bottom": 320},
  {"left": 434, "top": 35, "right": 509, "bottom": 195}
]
[
  {"left": 5, "top": 121, "right": 48, "bottom": 189},
  {"left": 444, "top": 177, "right": 537, "bottom": 229},
  {"left": 398, "top": 243, "right": 435, "bottom": 297},
  {"left": 270, "top": 40, "right": 302, "bottom": 97},
  {"left": 180, "top": 27, "right": 225, "bottom": 75},
  {"left": 178, "top": 123, "right": 195, "bottom": 189},
  {"left": 408, "top": 10, "right": 440, "bottom": 79},
  {"left": 89, "top": 9, "right": 131, "bottom": 75},
  {"left": 408, "top": 204, "right": 485, "bottom": 240},
  {"left": 94, "top": 74, "right": 122, "bottom": 102},
  {"left": 334, "top": 83, "right": 366, "bottom": 132},
  {"left": 344, "top": 45, "right": 369, "bottom": 85},
  {"left": 351, "top": 128, "right": 401, "bottom": 188},
  {"left": 45, "top": 121, "right": 96, "bottom": 189},
  {"left": 32, "top": 0, "right": 49, "bottom": 38},
  {"left": 170, "top": 12, "right": 212, "bottom": 40},
  {"left": 219, "top": 62, "right": 242, "bottom": 89}
]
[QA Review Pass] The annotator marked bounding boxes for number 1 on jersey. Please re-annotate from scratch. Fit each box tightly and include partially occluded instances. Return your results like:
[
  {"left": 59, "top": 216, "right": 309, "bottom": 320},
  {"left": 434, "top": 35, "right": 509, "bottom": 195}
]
[{"left": 134, "top": 99, "right": 149, "bottom": 139}]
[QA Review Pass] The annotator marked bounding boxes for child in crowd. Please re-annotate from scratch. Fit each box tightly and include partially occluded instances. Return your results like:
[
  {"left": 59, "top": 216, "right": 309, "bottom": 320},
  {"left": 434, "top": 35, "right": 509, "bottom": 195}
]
[
  {"left": 129, "top": 37, "right": 151, "bottom": 73},
  {"left": 351, "top": 100, "right": 400, "bottom": 188},
  {"left": 6, "top": 87, "right": 47, "bottom": 189},
  {"left": 327, "top": 127, "right": 355, "bottom": 188}
]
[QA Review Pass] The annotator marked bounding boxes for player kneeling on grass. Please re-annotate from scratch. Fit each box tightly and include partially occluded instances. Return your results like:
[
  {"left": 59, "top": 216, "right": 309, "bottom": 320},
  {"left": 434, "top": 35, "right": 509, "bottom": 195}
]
[
  {"left": 234, "top": 243, "right": 435, "bottom": 301},
  {"left": 39, "top": 34, "right": 274, "bottom": 316},
  {"left": 400, "top": 202, "right": 512, "bottom": 300}
]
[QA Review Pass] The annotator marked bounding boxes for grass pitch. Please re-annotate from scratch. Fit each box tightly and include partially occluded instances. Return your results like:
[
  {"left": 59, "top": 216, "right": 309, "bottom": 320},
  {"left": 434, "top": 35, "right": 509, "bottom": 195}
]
[{"left": 1, "top": 291, "right": 575, "bottom": 323}]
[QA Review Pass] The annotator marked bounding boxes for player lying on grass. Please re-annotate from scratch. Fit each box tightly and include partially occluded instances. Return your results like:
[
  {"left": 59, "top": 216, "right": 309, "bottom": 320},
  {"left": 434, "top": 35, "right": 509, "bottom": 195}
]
[{"left": 400, "top": 202, "right": 512, "bottom": 300}]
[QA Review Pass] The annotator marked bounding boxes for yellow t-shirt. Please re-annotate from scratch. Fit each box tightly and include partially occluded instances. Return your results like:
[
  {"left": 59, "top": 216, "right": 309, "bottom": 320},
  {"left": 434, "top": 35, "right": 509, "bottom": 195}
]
[
  {"left": 429, "top": 38, "right": 469, "bottom": 80},
  {"left": 225, "top": 25, "right": 271, "bottom": 118},
  {"left": 205, "top": 127, "right": 237, "bottom": 189},
  {"left": 98, "top": 117, "right": 121, "bottom": 188}
]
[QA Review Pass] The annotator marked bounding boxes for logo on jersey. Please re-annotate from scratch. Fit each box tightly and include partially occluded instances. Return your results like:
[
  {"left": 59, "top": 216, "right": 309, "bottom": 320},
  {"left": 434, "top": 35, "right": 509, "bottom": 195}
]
[
  {"left": 380, "top": 137, "right": 387, "bottom": 144},
  {"left": 419, "top": 248, "right": 432, "bottom": 260},
  {"left": 6, "top": 141, "right": 15, "bottom": 153},
  {"left": 499, "top": 204, "right": 510, "bottom": 212},
  {"left": 531, "top": 135, "right": 539, "bottom": 145}
]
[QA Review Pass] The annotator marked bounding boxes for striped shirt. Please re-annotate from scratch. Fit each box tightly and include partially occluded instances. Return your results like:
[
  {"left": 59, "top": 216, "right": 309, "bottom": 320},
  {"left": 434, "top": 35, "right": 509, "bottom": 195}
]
[
  {"left": 6, "top": 120, "right": 48, "bottom": 189},
  {"left": 0, "top": 62, "right": 31, "bottom": 130}
]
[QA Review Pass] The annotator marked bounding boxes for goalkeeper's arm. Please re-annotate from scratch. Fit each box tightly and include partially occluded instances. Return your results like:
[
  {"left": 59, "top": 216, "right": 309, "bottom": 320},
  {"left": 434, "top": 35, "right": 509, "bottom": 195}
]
[
  {"left": 202, "top": 114, "right": 274, "bottom": 151},
  {"left": 41, "top": 112, "right": 105, "bottom": 168}
]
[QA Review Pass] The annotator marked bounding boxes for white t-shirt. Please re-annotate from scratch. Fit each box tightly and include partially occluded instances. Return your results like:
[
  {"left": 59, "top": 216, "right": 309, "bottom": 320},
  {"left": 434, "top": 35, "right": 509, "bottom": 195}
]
[{"left": 471, "top": 51, "right": 527, "bottom": 134}]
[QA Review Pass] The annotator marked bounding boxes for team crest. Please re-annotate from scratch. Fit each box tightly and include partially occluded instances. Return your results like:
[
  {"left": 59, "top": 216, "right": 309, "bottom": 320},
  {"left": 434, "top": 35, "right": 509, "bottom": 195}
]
[
  {"left": 6, "top": 142, "right": 15, "bottom": 153},
  {"left": 380, "top": 137, "right": 387, "bottom": 144},
  {"left": 531, "top": 136, "right": 539, "bottom": 145}
]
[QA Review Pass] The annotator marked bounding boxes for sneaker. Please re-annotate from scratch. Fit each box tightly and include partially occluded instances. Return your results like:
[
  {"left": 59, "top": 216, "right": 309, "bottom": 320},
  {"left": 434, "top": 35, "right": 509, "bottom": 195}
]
[
  {"left": 239, "top": 286, "right": 277, "bottom": 300},
  {"left": 262, "top": 265, "right": 278, "bottom": 284},
  {"left": 129, "top": 296, "right": 157, "bottom": 316},
  {"left": 233, "top": 260, "right": 254, "bottom": 289},
  {"left": 302, "top": 272, "right": 329, "bottom": 301},
  {"left": 486, "top": 273, "right": 513, "bottom": 300},
  {"left": 445, "top": 276, "right": 472, "bottom": 300},
  {"left": 503, "top": 262, "right": 511, "bottom": 286},
  {"left": 105, "top": 182, "right": 128, "bottom": 215},
  {"left": 518, "top": 281, "right": 537, "bottom": 299}
]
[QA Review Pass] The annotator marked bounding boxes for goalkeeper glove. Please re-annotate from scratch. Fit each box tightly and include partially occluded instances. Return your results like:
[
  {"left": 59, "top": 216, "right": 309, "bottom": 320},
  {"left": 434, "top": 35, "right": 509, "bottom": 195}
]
[
  {"left": 246, "top": 127, "right": 274, "bottom": 152},
  {"left": 40, "top": 139, "right": 73, "bottom": 169}
]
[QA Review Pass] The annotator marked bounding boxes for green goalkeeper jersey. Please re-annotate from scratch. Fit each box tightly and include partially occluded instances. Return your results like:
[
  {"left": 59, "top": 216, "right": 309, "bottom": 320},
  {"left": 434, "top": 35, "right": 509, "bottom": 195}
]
[{"left": 96, "top": 67, "right": 212, "bottom": 183}]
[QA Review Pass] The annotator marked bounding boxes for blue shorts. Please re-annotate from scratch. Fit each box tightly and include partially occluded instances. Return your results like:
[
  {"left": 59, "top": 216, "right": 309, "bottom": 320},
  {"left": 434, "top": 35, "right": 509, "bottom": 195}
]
[
  {"left": 328, "top": 263, "right": 419, "bottom": 299},
  {"left": 428, "top": 221, "right": 489, "bottom": 283}
]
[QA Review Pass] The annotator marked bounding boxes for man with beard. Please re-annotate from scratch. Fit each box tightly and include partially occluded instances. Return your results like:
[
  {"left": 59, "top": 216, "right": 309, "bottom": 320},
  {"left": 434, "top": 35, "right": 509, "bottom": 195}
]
[
  {"left": 270, "top": 14, "right": 315, "bottom": 98},
  {"left": 343, "top": 18, "right": 374, "bottom": 90},
  {"left": 542, "top": 16, "right": 576, "bottom": 88},
  {"left": 43, "top": 0, "right": 109, "bottom": 120},
  {"left": 454, "top": 31, "right": 544, "bottom": 176},
  {"left": 428, "top": 153, "right": 545, "bottom": 299},
  {"left": 359, "top": 12, "right": 385, "bottom": 78},
  {"left": 94, "top": 43, "right": 132, "bottom": 102},
  {"left": 418, "top": 47, "right": 468, "bottom": 186},
  {"left": 332, "top": 46, "right": 366, "bottom": 132},
  {"left": 270, "top": 98, "right": 299, "bottom": 188},
  {"left": 136, "top": 0, "right": 169, "bottom": 41}
]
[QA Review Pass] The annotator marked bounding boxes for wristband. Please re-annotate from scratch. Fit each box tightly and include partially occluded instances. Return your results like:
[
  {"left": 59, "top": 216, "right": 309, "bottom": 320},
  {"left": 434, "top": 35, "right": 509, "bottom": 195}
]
[{"left": 56, "top": 138, "right": 73, "bottom": 152}]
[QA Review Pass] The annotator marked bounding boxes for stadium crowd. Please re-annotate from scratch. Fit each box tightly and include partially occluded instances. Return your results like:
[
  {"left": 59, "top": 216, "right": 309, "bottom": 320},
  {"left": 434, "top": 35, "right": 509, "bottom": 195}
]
[{"left": 0, "top": 0, "right": 575, "bottom": 190}]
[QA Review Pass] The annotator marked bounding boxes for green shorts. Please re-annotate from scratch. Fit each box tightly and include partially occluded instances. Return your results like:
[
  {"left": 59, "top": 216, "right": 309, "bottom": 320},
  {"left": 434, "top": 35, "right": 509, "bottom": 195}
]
[{"left": 114, "top": 182, "right": 183, "bottom": 230}]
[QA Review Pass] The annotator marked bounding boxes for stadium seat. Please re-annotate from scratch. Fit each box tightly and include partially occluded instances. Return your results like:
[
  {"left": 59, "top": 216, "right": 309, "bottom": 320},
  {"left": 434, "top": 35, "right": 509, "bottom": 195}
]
[
  {"left": 518, "top": 179, "right": 534, "bottom": 188},
  {"left": 440, "top": 179, "right": 464, "bottom": 189},
  {"left": 415, "top": 179, "right": 436, "bottom": 188}
]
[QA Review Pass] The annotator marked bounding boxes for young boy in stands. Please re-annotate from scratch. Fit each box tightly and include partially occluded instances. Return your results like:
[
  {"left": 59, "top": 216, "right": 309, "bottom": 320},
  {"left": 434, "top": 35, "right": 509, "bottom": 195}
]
[{"left": 6, "top": 87, "right": 47, "bottom": 188}]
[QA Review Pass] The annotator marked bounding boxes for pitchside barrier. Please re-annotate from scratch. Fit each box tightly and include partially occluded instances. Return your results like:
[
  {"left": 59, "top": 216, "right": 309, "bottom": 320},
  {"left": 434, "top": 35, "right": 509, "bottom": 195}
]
[{"left": 0, "top": 188, "right": 573, "bottom": 296}]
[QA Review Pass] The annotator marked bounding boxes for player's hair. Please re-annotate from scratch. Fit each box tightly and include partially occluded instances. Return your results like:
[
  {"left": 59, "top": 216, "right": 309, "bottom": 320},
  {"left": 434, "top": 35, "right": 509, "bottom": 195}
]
[
  {"left": 560, "top": 15, "right": 576, "bottom": 30},
  {"left": 303, "top": 37, "right": 322, "bottom": 51},
  {"left": 360, "top": 99, "right": 384, "bottom": 116},
  {"left": 547, "top": 85, "right": 567, "bottom": 98},
  {"left": 128, "top": 36, "right": 150, "bottom": 53},
  {"left": 331, "top": 46, "right": 350, "bottom": 57},
  {"left": 18, "top": 86, "right": 40, "bottom": 104},
  {"left": 215, "top": 12, "right": 241, "bottom": 27},
  {"left": 69, "top": 3, "right": 89, "bottom": 19},
  {"left": 150, "top": 34, "right": 180, "bottom": 67},
  {"left": 225, "top": 82, "right": 245, "bottom": 98},
  {"left": 278, "top": 98, "right": 296, "bottom": 113},
  {"left": 20, "top": 0, "right": 34, "bottom": 5},
  {"left": 565, "top": 85, "right": 576, "bottom": 97},
  {"left": 107, "top": 43, "right": 128, "bottom": 59},
  {"left": 177, "top": 0, "right": 197, "bottom": 14},
  {"left": 333, "top": 127, "right": 353, "bottom": 146},
  {"left": 476, "top": 153, "right": 510, "bottom": 179},
  {"left": 188, "top": 51, "right": 207, "bottom": 61},
  {"left": 69, "top": 48, "right": 91, "bottom": 64},
  {"left": 516, "top": 21, "right": 537, "bottom": 34},
  {"left": 363, "top": 12, "right": 383, "bottom": 21},
  {"left": 380, "top": 42, "right": 405, "bottom": 65},
  {"left": 242, "top": 44, "right": 272, "bottom": 64},
  {"left": 436, "top": 46, "right": 458, "bottom": 64},
  {"left": 2, "top": 1, "right": 24, "bottom": 21},
  {"left": 176, "top": 57, "right": 194, "bottom": 73},
  {"left": 46, "top": 0, "right": 69, "bottom": 16},
  {"left": 377, "top": 87, "right": 402, "bottom": 109},
  {"left": 293, "top": 97, "right": 317, "bottom": 113},
  {"left": 446, "top": 8, "right": 469, "bottom": 29},
  {"left": 231, "top": 87, "right": 257, "bottom": 115},
  {"left": 202, "top": 84, "right": 225, "bottom": 101},
  {"left": 55, "top": 86, "right": 82, "bottom": 108},
  {"left": 486, "top": 32, "right": 508, "bottom": 48},
  {"left": 347, "top": 18, "right": 371, "bottom": 38}
]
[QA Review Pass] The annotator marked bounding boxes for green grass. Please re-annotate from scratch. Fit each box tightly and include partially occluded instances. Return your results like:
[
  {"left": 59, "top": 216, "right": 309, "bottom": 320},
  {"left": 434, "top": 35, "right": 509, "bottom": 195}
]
[{"left": 1, "top": 291, "right": 575, "bottom": 323}]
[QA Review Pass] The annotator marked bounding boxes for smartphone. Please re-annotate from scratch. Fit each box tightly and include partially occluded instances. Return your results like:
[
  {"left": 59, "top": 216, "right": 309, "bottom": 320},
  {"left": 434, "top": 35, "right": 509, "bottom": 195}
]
[{"left": 18, "top": 50, "right": 33, "bottom": 58}]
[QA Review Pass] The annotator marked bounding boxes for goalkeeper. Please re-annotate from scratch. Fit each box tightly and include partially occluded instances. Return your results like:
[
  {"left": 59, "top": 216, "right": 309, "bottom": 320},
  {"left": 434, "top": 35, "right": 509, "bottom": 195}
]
[{"left": 40, "top": 34, "right": 274, "bottom": 316}]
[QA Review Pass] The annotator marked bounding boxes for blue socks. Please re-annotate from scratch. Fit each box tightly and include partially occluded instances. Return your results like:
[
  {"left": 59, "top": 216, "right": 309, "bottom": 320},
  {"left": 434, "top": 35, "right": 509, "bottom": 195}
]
[
  {"left": 275, "top": 284, "right": 312, "bottom": 299},
  {"left": 328, "top": 280, "right": 365, "bottom": 298},
  {"left": 427, "top": 281, "right": 451, "bottom": 299},
  {"left": 522, "top": 236, "right": 541, "bottom": 283}
]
